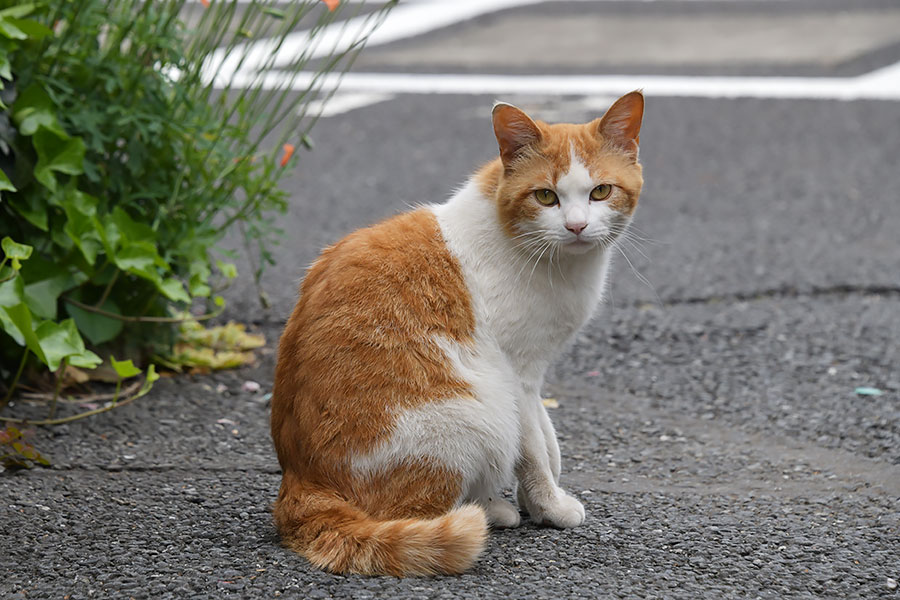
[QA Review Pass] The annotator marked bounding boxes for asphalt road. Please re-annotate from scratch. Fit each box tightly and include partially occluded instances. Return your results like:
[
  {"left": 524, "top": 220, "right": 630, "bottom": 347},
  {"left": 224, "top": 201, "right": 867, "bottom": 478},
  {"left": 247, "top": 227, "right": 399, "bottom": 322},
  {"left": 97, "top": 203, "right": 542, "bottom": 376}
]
[{"left": 3, "top": 0, "right": 899, "bottom": 598}]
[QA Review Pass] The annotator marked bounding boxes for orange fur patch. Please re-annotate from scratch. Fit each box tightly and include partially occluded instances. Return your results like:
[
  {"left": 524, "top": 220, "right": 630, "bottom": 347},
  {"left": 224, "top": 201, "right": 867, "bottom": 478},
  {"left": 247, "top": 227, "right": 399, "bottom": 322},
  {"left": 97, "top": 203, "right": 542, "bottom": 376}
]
[{"left": 271, "top": 209, "right": 484, "bottom": 575}]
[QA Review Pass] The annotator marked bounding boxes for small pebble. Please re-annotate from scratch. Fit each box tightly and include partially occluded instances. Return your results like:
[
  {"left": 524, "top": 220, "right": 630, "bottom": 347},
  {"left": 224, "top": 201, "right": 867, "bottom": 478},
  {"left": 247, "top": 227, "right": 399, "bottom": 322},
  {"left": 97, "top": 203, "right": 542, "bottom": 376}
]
[
  {"left": 242, "top": 380, "right": 261, "bottom": 393},
  {"left": 887, "top": 578, "right": 897, "bottom": 590}
]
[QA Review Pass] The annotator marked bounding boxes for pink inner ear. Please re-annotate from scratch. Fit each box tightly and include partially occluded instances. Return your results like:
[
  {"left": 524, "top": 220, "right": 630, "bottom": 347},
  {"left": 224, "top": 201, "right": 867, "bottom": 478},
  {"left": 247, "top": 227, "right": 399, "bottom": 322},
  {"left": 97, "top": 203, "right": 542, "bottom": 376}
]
[
  {"left": 598, "top": 92, "right": 644, "bottom": 150},
  {"left": 492, "top": 104, "right": 541, "bottom": 166}
]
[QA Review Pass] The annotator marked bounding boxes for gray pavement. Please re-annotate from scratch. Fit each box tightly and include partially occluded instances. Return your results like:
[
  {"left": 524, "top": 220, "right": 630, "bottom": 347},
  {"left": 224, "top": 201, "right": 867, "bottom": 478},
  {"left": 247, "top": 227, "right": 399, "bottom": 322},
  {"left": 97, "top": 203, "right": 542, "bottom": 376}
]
[{"left": 3, "top": 0, "right": 899, "bottom": 598}]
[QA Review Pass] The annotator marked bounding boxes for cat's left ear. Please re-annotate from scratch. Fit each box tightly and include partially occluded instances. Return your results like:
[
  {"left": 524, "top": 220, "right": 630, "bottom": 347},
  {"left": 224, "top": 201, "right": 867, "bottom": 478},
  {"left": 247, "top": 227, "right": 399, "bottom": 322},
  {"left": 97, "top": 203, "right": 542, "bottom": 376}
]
[
  {"left": 595, "top": 91, "right": 644, "bottom": 158},
  {"left": 492, "top": 102, "right": 542, "bottom": 168}
]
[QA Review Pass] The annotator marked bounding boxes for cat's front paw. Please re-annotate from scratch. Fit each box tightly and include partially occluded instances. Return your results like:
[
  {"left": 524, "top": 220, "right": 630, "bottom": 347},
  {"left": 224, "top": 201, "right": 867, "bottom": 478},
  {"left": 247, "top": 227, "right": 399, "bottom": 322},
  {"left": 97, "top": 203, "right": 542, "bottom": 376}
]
[{"left": 528, "top": 490, "right": 585, "bottom": 529}]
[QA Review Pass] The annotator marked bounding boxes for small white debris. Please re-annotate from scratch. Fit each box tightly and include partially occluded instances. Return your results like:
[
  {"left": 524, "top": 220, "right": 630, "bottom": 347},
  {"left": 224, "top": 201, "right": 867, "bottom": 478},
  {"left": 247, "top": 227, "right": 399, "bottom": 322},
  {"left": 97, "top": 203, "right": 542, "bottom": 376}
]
[
  {"left": 827, "top": 367, "right": 837, "bottom": 376},
  {"left": 659, "top": 434, "right": 671, "bottom": 441},
  {"left": 887, "top": 578, "right": 897, "bottom": 590},
  {"left": 215, "top": 383, "right": 227, "bottom": 394},
  {"left": 242, "top": 380, "right": 261, "bottom": 393}
]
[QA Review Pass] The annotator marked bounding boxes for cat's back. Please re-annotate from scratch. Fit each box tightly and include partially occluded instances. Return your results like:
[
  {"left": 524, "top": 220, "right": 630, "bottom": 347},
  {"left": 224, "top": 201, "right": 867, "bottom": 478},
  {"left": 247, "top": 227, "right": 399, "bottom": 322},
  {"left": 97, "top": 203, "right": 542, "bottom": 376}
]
[
  {"left": 271, "top": 208, "right": 476, "bottom": 462},
  {"left": 287, "top": 207, "right": 473, "bottom": 341}
]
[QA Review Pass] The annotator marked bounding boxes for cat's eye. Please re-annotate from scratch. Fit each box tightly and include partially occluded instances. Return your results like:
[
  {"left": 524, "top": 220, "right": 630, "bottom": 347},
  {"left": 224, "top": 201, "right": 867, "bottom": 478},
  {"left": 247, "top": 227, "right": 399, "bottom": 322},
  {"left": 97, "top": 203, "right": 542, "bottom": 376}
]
[
  {"left": 534, "top": 189, "right": 559, "bottom": 206},
  {"left": 590, "top": 184, "right": 612, "bottom": 201}
]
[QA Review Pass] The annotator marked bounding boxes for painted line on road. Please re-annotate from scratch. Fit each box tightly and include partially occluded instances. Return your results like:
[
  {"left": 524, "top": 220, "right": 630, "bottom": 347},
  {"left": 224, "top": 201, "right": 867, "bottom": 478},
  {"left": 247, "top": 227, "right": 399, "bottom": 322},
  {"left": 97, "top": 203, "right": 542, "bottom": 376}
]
[
  {"left": 206, "top": 0, "right": 544, "bottom": 85},
  {"left": 237, "top": 59, "right": 900, "bottom": 102}
]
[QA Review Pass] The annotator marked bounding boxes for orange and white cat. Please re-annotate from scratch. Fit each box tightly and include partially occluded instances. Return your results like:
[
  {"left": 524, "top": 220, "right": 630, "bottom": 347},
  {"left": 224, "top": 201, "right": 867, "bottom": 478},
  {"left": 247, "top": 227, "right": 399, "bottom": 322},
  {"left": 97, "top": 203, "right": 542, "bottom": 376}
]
[{"left": 271, "top": 91, "right": 644, "bottom": 576}]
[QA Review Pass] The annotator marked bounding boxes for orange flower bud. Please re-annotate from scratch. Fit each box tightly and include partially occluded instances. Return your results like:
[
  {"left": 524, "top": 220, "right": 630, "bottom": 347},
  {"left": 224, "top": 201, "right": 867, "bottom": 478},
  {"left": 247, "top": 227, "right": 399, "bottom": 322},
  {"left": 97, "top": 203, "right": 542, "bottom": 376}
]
[
  {"left": 280, "top": 144, "right": 296, "bottom": 167},
  {"left": 322, "top": 0, "right": 339, "bottom": 11}
]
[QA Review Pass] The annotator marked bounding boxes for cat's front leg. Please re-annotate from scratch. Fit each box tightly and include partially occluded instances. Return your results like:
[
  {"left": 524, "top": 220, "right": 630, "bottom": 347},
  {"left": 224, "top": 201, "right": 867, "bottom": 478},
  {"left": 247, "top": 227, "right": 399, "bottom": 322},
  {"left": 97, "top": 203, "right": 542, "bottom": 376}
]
[{"left": 515, "top": 396, "right": 584, "bottom": 528}]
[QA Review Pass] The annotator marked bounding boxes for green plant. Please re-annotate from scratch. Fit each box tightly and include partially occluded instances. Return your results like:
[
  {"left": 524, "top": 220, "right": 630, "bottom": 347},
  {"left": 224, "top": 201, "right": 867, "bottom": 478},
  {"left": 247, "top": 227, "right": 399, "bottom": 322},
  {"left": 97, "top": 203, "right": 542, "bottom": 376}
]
[{"left": 0, "top": 0, "right": 394, "bottom": 414}]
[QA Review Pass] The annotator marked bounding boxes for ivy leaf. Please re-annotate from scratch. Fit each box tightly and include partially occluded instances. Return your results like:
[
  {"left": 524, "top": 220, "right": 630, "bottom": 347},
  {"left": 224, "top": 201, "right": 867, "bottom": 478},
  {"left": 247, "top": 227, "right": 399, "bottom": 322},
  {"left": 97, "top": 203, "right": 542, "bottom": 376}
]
[
  {"left": 0, "top": 4, "right": 38, "bottom": 20},
  {"left": 23, "top": 274, "right": 76, "bottom": 320},
  {"left": 1, "top": 302, "right": 47, "bottom": 364},
  {"left": 0, "top": 275, "right": 25, "bottom": 308},
  {"left": 0, "top": 17, "right": 26, "bottom": 40},
  {"left": 114, "top": 242, "right": 161, "bottom": 280},
  {"left": 159, "top": 278, "right": 190, "bottom": 303},
  {"left": 33, "top": 128, "right": 85, "bottom": 192},
  {"left": 6, "top": 17, "right": 52, "bottom": 41},
  {"left": 68, "top": 349, "right": 101, "bottom": 369},
  {"left": 2, "top": 237, "right": 32, "bottom": 262},
  {"left": 0, "top": 169, "right": 15, "bottom": 201},
  {"left": 111, "top": 207, "right": 154, "bottom": 243},
  {"left": 216, "top": 260, "right": 238, "bottom": 279},
  {"left": 12, "top": 84, "right": 66, "bottom": 137},
  {"left": 7, "top": 192, "right": 48, "bottom": 231},
  {"left": 63, "top": 205, "right": 102, "bottom": 266},
  {"left": 34, "top": 318, "right": 88, "bottom": 371},
  {"left": 110, "top": 355, "right": 141, "bottom": 379},
  {"left": 65, "top": 297, "right": 123, "bottom": 345}
]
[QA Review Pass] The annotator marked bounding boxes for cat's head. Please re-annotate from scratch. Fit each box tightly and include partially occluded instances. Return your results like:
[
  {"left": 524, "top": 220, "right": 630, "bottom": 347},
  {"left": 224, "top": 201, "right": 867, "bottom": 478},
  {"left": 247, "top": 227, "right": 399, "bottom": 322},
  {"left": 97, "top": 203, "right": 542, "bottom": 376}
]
[{"left": 489, "top": 91, "right": 644, "bottom": 256}]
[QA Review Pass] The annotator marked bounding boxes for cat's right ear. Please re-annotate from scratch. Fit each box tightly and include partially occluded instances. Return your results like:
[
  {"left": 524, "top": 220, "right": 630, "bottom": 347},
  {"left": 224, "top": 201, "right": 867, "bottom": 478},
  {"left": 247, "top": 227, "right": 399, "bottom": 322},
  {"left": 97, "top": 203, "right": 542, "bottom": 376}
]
[{"left": 492, "top": 103, "right": 542, "bottom": 168}]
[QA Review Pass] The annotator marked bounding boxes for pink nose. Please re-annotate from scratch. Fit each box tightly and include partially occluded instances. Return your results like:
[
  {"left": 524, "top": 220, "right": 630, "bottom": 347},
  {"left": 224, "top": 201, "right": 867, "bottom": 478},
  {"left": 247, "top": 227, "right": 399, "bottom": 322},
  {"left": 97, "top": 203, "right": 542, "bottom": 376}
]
[{"left": 566, "top": 222, "right": 587, "bottom": 235}]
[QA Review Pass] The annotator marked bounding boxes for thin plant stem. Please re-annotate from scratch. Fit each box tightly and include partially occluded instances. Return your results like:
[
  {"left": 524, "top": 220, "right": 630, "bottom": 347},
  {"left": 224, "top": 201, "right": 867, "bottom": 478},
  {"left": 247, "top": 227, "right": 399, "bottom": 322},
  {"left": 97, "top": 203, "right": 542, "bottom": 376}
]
[
  {"left": 95, "top": 270, "right": 120, "bottom": 308},
  {"left": 64, "top": 297, "right": 224, "bottom": 323},
  {"left": 1, "top": 349, "right": 29, "bottom": 412},
  {"left": 0, "top": 381, "right": 146, "bottom": 426},
  {"left": 47, "top": 358, "right": 67, "bottom": 420}
]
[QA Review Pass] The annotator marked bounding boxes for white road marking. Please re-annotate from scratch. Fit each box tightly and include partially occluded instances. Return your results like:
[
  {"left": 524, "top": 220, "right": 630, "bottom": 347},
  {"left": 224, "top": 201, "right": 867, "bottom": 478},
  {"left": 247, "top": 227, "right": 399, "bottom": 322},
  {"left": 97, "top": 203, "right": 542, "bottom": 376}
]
[
  {"left": 205, "top": 0, "right": 545, "bottom": 86},
  {"left": 236, "top": 59, "right": 900, "bottom": 102},
  {"left": 204, "top": 0, "right": 900, "bottom": 108},
  {"left": 303, "top": 91, "right": 394, "bottom": 116}
]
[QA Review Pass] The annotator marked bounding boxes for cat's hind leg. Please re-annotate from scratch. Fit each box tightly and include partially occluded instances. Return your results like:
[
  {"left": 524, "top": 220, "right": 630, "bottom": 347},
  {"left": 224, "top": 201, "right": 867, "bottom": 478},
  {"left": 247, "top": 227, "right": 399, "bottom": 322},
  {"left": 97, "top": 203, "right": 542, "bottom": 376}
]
[{"left": 468, "top": 477, "right": 520, "bottom": 528}]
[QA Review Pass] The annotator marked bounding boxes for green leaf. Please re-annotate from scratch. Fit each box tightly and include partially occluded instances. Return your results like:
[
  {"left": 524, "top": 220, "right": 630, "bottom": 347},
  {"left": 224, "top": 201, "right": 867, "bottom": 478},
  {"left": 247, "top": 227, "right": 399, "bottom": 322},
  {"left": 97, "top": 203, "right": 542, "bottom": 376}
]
[
  {"left": 63, "top": 204, "right": 102, "bottom": 266},
  {"left": 7, "top": 192, "right": 48, "bottom": 231},
  {"left": 68, "top": 349, "right": 101, "bottom": 369},
  {"left": 61, "top": 189, "right": 98, "bottom": 217},
  {"left": 216, "top": 260, "right": 238, "bottom": 279},
  {"left": 114, "top": 242, "right": 161, "bottom": 280},
  {"left": 0, "top": 276, "right": 26, "bottom": 345},
  {"left": 0, "top": 275, "right": 24, "bottom": 307},
  {"left": 0, "top": 4, "right": 37, "bottom": 19},
  {"left": 2, "top": 237, "right": 32, "bottom": 261},
  {"left": 12, "top": 84, "right": 66, "bottom": 137},
  {"left": 110, "top": 355, "right": 141, "bottom": 379},
  {"left": 34, "top": 318, "right": 86, "bottom": 371},
  {"left": 1, "top": 302, "right": 47, "bottom": 364},
  {"left": 137, "top": 363, "right": 159, "bottom": 397},
  {"left": 0, "top": 308, "right": 24, "bottom": 345},
  {"left": 65, "top": 297, "right": 123, "bottom": 345},
  {"left": 0, "top": 168, "right": 14, "bottom": 200},
  {"left": 33, "top": 129, "right": 85, "bottom": 192},
  {"left": 111, "top": 207, "right": 154, "bottom": 243},
  {"left": 159, "top": 277, "right": 189, "bottom": 303},
  {"left": 6, "top": 17, "right": 52, "bottom": 40},
  {"left": 0, "top": 17, "right": 26, "bottom": 40},
  {"left": 24, "top": 276, "right": 73, "bottom": 320}
]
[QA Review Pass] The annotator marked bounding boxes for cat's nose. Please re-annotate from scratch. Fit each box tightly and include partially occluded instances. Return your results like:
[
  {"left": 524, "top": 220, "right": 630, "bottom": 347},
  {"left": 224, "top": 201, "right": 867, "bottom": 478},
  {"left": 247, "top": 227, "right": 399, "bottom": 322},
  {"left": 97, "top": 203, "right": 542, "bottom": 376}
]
[{"left": 565, "top": 222, "right": 587, "bottom": 235}]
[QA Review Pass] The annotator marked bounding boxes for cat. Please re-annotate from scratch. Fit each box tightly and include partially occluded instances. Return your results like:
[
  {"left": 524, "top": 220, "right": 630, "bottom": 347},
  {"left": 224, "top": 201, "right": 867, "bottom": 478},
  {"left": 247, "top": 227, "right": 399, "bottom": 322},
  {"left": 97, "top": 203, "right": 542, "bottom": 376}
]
[{"left": 270, "top": 91, "right": 644, "bottom": 576}]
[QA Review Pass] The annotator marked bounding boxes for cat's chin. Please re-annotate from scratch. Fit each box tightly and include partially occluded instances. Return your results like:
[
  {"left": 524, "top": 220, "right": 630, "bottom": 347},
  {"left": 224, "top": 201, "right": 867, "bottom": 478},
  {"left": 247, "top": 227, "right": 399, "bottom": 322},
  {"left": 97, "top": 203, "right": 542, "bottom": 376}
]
[{"left": 560, "top": 239, "right": 597, "bottom": 255}]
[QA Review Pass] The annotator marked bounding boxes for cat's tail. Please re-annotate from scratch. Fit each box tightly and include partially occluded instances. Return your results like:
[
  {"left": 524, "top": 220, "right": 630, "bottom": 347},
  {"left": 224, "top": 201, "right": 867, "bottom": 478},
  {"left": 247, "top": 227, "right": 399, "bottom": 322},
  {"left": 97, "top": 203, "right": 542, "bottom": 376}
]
[{"left": 273, "top": 477, "right": 488, "bottom": 576}]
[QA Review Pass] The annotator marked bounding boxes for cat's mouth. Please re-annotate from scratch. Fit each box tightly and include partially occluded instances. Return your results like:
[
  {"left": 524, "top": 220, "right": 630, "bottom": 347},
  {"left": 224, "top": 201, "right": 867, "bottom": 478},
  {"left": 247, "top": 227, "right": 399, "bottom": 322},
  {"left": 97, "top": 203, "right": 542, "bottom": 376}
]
[{"left": 561, "top": 237, "right": 597, "bottom": 254}]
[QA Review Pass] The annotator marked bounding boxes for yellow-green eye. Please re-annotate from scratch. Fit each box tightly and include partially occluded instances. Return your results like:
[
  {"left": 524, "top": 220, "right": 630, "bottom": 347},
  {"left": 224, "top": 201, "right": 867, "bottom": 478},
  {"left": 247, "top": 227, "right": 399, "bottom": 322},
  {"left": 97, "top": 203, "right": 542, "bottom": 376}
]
[
  {"left": 590, "top": 184, "right": 612, "bottom": 201},
  {"left": 534, "top": 189, "right": 559, "bottom": 206}
]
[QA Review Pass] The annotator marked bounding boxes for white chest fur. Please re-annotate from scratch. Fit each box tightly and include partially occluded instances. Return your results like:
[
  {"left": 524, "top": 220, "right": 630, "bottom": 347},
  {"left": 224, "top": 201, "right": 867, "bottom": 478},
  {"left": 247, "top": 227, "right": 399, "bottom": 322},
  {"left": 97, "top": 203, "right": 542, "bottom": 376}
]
[{"left": 432, "top": 180, "right": 611, "bottom": 387}]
